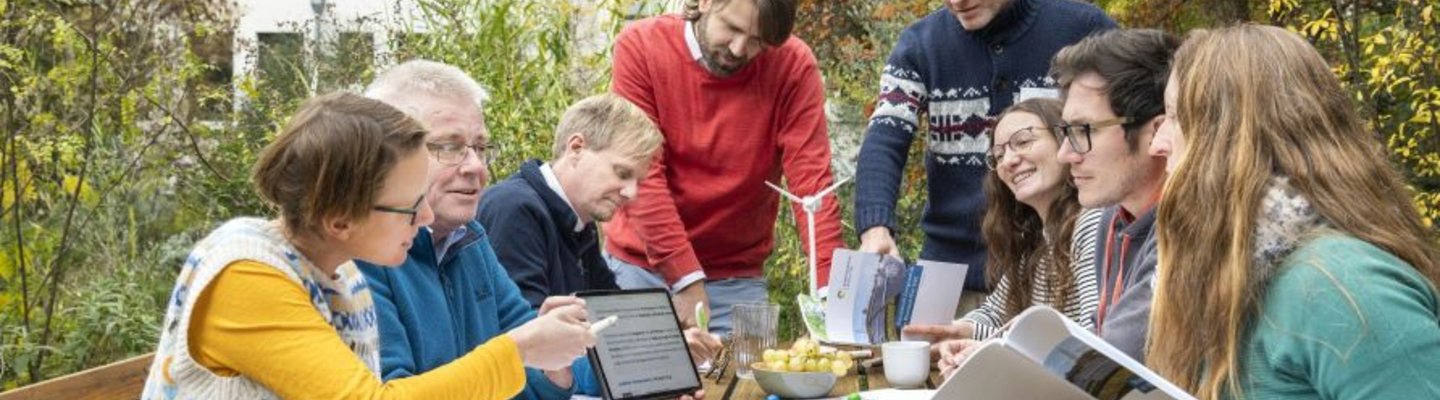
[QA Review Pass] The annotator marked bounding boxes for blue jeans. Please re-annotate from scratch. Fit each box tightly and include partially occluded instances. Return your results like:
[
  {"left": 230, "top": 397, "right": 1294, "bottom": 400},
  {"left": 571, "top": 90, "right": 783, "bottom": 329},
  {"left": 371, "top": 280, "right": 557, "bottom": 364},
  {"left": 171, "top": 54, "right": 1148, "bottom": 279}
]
[{"left": 605, "top": 254, "right": 767, "bottom": 337}]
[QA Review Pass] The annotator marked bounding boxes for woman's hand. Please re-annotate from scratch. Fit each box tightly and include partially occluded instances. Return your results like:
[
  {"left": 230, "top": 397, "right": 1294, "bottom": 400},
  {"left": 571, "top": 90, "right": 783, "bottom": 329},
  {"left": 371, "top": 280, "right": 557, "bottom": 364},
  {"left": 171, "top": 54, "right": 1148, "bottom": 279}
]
[
  {"left": 511, "top": 304, "right": 594, "bottom": 370},
  {"left": 902, "top": 321, "right": 975, "bottom": 357},
  {"left": 936, "top": 339, "right": 985, "bottom": 378}
]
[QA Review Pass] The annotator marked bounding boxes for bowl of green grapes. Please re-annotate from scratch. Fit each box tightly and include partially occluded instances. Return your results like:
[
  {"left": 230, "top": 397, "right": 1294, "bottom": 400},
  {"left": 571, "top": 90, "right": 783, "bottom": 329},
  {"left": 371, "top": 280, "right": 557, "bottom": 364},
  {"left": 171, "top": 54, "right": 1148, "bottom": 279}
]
[{"left": 751, "top": 339, "right": 856, "bottom": 399}]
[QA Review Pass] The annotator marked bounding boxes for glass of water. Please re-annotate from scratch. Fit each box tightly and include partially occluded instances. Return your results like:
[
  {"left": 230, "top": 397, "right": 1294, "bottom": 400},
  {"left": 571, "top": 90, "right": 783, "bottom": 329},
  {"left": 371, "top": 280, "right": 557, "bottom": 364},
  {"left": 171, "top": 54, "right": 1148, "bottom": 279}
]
[{"left": 730, "top": 302, "right": 779, "bottom": 379}]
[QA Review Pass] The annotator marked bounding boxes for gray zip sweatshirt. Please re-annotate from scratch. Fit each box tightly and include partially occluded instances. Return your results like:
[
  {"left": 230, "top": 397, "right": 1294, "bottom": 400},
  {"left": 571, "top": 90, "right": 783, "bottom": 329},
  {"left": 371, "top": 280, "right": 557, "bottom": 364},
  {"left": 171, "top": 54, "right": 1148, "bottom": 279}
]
[{"left": 1091, "top": 206, "right": 1158, "bottom": 363}]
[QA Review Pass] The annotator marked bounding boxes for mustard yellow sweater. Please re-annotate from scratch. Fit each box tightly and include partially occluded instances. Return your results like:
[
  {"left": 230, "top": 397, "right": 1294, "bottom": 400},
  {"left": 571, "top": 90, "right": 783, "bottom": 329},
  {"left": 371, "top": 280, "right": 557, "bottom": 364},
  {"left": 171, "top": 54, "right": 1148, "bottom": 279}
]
[{"left": 189, "top": 261, "right": 527, "bottom": 399}]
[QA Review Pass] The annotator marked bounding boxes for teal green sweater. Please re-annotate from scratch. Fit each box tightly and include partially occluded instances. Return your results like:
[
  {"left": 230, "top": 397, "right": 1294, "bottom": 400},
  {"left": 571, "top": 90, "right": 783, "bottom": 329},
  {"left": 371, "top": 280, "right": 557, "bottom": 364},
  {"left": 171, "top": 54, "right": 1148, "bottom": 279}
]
[{"left": 1238, "top": 234, "right": 1440, "bottom": 399}]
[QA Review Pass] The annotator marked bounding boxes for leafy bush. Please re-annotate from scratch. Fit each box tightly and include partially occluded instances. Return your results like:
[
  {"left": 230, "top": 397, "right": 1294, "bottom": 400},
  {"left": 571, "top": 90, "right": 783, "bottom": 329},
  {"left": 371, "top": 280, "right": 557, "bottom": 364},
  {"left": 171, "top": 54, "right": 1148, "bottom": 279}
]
[
  {"left": 388, "top": 0, "right": 625, "bottom": 176},
  {"left": 0, "top": 0, "right": 238, "bottom": 386},
  {"left": 1269, "top": 0, "right": 1440, "bottom": 227},
  {"left": 761, "top": 0, "right": 935, "bottom": 341},
  {"left": 1094, "top": 0, "right": 1440, "bottom": 230}
]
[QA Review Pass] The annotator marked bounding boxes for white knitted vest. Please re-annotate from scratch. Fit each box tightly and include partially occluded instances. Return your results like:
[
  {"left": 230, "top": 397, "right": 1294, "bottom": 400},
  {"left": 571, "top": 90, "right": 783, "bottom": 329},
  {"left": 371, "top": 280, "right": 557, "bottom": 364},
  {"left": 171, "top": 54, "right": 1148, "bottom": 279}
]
[{"left": 141, "top": 218, "right": 380, "bottom": 399}]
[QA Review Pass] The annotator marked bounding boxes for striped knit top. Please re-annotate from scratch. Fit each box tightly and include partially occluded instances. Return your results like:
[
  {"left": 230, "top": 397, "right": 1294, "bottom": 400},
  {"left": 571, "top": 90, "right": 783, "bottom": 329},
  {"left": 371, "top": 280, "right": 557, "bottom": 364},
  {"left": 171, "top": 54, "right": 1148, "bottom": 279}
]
[{"left": 960, "top": 208, "right": 1104, "bottom": 339}]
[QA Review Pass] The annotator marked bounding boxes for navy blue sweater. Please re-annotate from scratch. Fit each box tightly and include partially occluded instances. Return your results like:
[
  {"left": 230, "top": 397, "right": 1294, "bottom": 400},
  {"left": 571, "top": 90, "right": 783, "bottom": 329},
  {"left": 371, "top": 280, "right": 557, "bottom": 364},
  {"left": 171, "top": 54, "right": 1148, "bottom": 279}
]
[
  {"left": 477, "top": 159, "right": 619, "bottom": 307},
  {"left": 854, "top": 0, "right": 1114, "bottom": 290}
]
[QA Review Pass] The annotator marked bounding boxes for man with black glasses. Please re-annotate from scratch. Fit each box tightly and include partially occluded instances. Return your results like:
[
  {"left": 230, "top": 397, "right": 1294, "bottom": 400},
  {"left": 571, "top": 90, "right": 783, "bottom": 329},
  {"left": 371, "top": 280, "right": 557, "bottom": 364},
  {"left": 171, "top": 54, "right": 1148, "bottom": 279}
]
[{"left": 1049, "top": 29, "right": 1178, "bottom": 362}]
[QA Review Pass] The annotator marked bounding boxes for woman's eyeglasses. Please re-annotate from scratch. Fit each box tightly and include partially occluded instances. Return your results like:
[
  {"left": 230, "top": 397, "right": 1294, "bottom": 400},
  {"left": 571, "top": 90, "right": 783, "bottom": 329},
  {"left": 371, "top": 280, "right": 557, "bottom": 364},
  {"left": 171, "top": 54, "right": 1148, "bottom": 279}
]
[
  {"left": 985, "top": 126, "right": 1046, "bottom": 170},
  {"left": 373, "top": 194, "right": 426, "bottom": 225}
]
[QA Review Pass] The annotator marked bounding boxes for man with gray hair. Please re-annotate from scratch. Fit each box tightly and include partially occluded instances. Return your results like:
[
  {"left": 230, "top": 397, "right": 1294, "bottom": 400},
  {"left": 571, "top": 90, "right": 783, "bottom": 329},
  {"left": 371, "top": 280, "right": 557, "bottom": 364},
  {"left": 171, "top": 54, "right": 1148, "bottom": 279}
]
[{"left": 355, "top": 59, "right": 587, "bottom": 399}]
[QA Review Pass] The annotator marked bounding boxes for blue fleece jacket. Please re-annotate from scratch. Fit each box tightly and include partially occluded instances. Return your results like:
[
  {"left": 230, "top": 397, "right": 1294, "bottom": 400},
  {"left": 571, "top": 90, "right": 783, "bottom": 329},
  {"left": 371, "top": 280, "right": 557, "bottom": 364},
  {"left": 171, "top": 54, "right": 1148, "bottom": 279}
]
[
  {"left": 854, "top": 0, "right": 1114, "bottom": 290},
  {"left": 356, "top": 221, "right": 573, "bottom": 400}
]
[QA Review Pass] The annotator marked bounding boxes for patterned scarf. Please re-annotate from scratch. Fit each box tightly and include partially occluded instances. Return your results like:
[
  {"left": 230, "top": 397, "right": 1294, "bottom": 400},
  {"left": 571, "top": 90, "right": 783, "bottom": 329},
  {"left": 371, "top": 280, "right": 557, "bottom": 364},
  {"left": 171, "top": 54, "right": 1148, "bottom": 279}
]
[{"left": 1251, "top": 176, "right": 1326, "bottom": 280}]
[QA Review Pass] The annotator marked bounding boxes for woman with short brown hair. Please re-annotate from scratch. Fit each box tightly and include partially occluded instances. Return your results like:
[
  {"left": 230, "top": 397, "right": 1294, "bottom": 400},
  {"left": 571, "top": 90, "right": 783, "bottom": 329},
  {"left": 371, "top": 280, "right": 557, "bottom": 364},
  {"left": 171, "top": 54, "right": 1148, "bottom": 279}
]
[{"left": 142, "top": 92, "right": 594, "bottom": 399}]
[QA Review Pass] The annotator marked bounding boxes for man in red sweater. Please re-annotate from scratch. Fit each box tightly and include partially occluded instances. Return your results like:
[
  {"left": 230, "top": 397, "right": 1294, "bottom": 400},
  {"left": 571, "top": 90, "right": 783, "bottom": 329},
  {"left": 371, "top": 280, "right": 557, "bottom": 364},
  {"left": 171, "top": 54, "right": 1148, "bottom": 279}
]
[{"left": 604, "top": 0, "right": 844, "bottom": 335}]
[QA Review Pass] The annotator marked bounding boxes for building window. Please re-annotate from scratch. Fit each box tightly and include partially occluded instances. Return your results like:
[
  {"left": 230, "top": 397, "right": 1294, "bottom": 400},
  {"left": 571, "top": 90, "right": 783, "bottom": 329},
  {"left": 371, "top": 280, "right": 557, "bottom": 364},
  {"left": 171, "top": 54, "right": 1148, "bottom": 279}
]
[
  {"left": 320, "top": 31, "right": 374, "bottom": 91},
  {"left": 255, "top": 32, "right": 307, "bottom": 101},
  {"left": 192, "top": 28, "right": 233, "bottom": 120}
]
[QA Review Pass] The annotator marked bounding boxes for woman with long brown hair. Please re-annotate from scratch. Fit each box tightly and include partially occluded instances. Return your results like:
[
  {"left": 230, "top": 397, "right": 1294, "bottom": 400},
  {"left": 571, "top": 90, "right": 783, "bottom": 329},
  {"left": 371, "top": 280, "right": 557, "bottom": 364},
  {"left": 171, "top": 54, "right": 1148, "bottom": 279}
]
[
  {"left": 1147, "top": 24, "right": 1440, "bottom": 399},
  {"left": 909, "top": 98, "right": 1102, "bottom": 366}
]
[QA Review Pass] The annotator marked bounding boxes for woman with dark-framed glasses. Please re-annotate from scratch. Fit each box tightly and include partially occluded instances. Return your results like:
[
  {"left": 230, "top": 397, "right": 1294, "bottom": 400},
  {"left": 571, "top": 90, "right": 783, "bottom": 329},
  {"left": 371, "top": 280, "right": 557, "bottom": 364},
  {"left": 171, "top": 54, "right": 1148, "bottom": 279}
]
[
  {"left": 142, "top": 92, "right": 594, "bottom": 399},
  {"left": 902, "top": 98, "right": 1103, "bottom": 374}
]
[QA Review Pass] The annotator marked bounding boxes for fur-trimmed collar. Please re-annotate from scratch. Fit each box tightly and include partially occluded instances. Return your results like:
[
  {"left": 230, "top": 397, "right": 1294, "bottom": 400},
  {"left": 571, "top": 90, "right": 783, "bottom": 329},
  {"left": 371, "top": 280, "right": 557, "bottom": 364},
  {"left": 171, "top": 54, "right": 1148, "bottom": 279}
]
[{"left": 1252, "top": 176, "right": 1326, "bottom": 279}]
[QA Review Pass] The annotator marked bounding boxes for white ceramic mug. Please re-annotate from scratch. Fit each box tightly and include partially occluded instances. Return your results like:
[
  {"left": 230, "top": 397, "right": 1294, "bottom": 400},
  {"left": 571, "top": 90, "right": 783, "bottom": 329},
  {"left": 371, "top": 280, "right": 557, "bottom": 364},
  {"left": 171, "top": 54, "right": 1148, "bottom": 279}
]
[{"left": 882, "top": 341, "right": 931, "bottom": 389}]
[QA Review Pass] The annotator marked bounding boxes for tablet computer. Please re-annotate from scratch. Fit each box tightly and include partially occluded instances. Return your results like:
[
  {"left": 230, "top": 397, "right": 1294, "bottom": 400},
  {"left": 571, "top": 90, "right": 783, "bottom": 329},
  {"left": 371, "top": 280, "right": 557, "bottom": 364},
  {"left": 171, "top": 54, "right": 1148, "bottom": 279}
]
[{"left": 577, "top": 288, "right": 702, "bottom": 400}]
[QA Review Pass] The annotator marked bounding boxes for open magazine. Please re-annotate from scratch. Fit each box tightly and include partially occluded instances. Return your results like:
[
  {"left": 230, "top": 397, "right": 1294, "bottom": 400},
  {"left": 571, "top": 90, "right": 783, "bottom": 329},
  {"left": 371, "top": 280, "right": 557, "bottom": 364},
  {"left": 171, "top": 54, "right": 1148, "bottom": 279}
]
[
  {"left": 934, "top": 306, "right": 1195, "bottom": 400},
  {"left": 800, "top": 249, "right": 968, "bottom": 346}
]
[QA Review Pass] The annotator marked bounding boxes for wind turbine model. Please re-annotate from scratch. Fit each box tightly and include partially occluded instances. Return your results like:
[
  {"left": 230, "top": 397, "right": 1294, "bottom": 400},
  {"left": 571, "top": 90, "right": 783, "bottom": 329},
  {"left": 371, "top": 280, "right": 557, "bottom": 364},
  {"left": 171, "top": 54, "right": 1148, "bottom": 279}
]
[{"left": 765, "top": 176, "right": 851, "bottom": 297}]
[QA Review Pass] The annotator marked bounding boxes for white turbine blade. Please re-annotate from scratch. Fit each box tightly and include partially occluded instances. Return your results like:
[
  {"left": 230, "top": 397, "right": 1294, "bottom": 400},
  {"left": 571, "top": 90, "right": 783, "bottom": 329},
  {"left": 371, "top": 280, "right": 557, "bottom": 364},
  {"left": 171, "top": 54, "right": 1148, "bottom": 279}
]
[
  {"left": 765, "top": 181, "right": 804, "bottom": 203},
  {"left": 814, "top": 176, "right": 852, "bottom": 198}
]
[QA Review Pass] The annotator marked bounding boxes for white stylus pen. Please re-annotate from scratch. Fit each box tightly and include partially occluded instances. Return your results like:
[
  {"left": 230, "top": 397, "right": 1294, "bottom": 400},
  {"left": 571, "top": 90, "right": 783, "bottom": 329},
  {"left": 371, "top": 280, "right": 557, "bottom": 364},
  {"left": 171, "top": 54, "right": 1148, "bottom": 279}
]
[{"left": 590, "top": 315, "right": 620, "bottom": 334}]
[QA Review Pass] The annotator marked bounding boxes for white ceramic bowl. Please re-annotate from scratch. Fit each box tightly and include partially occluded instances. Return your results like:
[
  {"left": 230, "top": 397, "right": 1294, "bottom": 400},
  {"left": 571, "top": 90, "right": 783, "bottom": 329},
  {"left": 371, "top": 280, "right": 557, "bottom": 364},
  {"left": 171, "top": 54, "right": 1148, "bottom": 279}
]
[{"left": 750, "top": 363, "right": 838, "bottom": 399}]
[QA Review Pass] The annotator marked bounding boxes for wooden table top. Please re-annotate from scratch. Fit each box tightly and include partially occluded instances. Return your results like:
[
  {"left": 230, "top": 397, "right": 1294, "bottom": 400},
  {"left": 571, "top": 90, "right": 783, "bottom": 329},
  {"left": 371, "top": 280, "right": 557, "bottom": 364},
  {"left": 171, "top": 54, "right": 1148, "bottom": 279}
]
[{"left": 700, "top": 361, "right": 941, "bottom": 399}]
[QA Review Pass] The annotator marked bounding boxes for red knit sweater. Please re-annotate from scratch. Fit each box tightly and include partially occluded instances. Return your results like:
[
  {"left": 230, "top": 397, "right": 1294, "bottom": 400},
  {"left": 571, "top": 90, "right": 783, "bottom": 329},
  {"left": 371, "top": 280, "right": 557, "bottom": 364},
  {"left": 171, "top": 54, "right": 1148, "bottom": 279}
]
[{"left": 604, "top": 15, "right": 843, "bottom": 288}]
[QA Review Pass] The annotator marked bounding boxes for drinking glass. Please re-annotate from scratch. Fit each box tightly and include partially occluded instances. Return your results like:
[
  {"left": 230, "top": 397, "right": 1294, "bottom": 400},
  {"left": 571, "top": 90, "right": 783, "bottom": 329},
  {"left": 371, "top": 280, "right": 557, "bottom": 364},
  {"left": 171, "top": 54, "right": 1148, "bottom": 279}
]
[{"left": 730, "top": 302, "right": 779, "bottom": 379}]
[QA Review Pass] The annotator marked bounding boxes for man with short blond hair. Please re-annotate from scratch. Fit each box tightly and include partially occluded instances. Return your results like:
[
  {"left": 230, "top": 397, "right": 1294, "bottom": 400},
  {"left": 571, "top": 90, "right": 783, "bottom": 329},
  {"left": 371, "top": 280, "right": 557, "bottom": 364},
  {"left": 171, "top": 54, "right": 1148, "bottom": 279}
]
[
  {"left": 479, "top": 93, "right": 665, "bottom": 307},
  {"left": 479, "top": 93, "right": 717, "bottom": 397}
]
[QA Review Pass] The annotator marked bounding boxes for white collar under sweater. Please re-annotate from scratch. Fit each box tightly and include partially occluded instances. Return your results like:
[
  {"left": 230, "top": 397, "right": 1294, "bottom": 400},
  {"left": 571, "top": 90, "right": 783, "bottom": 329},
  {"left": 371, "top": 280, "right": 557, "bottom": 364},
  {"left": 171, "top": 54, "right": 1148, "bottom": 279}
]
[
  {"left": 540, "top": 162, "right": 585, "bottom": 232},
  {"left": 685, "top": 20, "right": 703, "bottom": 63},
  {"left": 141, "top": 218, "right": 380, "bottom": 399}
]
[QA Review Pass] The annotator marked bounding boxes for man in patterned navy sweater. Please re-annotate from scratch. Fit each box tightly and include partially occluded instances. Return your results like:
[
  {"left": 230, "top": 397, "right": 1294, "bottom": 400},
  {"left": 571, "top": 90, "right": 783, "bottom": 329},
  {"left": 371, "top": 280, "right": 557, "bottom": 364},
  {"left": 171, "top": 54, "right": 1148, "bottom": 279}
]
[{"left": 854, "top": 0, "right": 1115, "bottom": 319}]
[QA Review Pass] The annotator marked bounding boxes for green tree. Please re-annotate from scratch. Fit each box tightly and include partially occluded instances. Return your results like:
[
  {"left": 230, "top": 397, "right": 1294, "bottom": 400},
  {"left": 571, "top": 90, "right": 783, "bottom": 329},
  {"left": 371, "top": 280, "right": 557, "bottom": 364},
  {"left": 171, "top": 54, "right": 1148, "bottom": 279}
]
[
  {"left": 1267, "top": 0, "right": 1440, "bottom": 228},
  {"left": 1, "top": 0, "right": 238, "bottom": 386},
  {"left": 389, "top": 0, "right": 625, "bottom": 177},
  {"left": 0, "top": 0, "right": 632, "bottom": 388},
  {"left": 1097, "top": 0, "right": 1440, "bottom": 230},
  {"left": 756, "top": 0, "right": 935, "bottom": 340}
]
